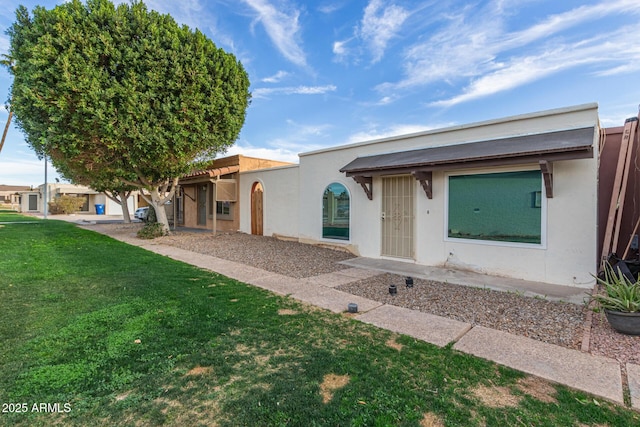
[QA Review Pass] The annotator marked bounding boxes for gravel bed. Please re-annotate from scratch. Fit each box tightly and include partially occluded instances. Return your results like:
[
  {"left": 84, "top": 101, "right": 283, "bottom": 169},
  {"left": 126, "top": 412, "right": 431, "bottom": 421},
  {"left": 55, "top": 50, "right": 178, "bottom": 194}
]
[
  {"left": 337, "top": 273, "right": 585, "bottom": 349},
  {"left": 91, "top": 225, "right": 640, "bottom": 364},
  {"left": 156, "top": 232, "right": 355, "bottom": 278},
  {"left": 589, "top": 310, "right": 640, "bottom": 365}
]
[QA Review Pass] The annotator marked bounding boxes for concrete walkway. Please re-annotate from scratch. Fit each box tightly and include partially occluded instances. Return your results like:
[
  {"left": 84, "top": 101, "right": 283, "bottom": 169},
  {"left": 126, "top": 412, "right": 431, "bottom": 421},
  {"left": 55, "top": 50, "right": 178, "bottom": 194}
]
[{"left": 48, "top": 216, "right": 639, "bottom": 409}]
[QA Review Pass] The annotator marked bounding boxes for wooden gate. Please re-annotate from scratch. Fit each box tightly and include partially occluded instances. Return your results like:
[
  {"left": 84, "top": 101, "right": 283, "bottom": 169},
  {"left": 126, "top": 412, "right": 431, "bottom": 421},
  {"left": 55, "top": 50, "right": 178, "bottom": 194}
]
[{"left": 251, "top": 182, "right": 263, "bottom": 236}]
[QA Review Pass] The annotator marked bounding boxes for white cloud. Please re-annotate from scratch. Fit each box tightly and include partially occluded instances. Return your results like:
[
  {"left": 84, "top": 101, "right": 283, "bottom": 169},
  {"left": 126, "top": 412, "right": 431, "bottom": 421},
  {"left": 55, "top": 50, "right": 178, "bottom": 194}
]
[
  {"left": 224, "top": 142, "right": 299, "bottom": 163},
  {"left": 318, "top": 2, "right": 343, "bottom": 15},
  {"left": 253, "top": 84, "right": 337, "bottom": 98},
  {"left": 228, "top": 119, "right": 334, "bottom": 161},
  {"left": 0, "top": 34, "right": 9, "bottom": 55},
  {"left": 283, "top": 119, "right": 332, "bottom": 139},
  {"left": 432, "top": 25, "right": 640, "bottom": 107},
  {"left": 261, "top": 70, "right": 290, "bottom": 83},
  {"left": 332, "top": 40, "right": 348, "bottom": 57},
  {"left": 359, "top": 0, "right": 409, "bottom": 63},
  {"left": 241, "top": 0, "right": 307, "bottom": 67},
  {"left": 331, "top": 0, "right": 409, "bottom": 64},
  {"left": 145, "top": 0, "right": 205, "bottom": 30},
  {"left": 346, "top": 123, "right": 443, "bottom": 144},
  {"left": 0, "top": 157, "right": 60, "bottom": 186},
  {"left": 380, "top": 0, "right": 640, "bottom": 105}
]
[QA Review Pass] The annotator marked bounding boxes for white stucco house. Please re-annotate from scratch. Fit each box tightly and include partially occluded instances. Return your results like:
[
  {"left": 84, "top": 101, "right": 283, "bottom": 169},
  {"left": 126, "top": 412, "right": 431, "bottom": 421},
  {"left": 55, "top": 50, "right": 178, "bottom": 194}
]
[
  {"left": 19, "top": 183, "right": 138, "bottom": 216},
  {"left": 240, "top": 103, "right": 601, "bottom": 288}
]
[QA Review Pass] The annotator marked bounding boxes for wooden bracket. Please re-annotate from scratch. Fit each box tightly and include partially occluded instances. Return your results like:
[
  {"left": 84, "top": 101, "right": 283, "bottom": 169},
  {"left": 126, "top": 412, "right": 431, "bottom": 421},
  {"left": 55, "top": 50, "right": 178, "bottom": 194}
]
[
  {"left": 539, "top": 161, "right": 553, "bottom": 198},
  {"left": 353, "top": 176, "right": 372, "bottom": 200},
  {"left": 412, "top": 171, "right": 433, "bottom": 199}
]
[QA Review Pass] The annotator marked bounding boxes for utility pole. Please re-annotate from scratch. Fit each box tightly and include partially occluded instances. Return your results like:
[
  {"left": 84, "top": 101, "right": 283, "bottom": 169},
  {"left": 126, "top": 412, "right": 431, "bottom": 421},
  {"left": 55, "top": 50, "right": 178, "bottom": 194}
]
[{"left": 43, "top": 155, "right": 48, "bottom": 219}]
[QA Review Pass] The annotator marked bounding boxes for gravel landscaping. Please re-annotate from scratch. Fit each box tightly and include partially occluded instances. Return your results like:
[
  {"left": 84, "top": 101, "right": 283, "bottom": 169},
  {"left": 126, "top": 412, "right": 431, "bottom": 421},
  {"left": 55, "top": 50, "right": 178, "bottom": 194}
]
[
  {"left": 156, "top": 232, "right": 355, "bottom": 278},
  {"left": 95, "top": 224, "right": 640, "bottom": 365},
  {"left": 336, "top": 273, "right": 584, "bottom": 349}
]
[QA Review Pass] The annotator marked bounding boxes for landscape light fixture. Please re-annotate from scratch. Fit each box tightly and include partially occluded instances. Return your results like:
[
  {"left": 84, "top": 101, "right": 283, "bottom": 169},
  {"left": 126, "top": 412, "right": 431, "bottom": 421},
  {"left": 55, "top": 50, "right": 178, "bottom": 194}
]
[
  {"left": 389, "top": 284, "right": 397, "bottom": 295},
  {"left": 405, "top": 277, "right": 414, "bottom": 288}
]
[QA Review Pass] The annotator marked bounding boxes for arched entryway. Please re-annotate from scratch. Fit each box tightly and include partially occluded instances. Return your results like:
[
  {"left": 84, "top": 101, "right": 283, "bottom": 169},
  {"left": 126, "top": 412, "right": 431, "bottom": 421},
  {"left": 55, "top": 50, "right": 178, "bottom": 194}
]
[{"left": 251, "top": 182, "right": 263, "bottom": 235}]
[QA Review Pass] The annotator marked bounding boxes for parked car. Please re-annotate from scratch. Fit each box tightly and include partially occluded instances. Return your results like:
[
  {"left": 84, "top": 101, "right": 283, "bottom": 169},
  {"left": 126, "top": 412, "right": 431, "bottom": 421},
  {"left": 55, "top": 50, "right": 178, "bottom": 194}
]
[{"left": 134, "top": 206, "right": 149, "bottom": 222}]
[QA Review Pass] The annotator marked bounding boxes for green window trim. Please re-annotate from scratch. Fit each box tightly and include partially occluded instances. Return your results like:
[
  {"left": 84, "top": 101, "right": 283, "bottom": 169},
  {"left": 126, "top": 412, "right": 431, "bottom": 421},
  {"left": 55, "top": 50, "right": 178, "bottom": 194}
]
[{"left": 447, "top": 170, "right": 543, "bottom": 245}]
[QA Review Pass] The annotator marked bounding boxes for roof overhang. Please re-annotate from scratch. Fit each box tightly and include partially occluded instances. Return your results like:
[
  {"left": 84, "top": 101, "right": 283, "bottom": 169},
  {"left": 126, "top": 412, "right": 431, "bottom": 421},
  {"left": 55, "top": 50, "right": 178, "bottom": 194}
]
[
  {"left": 179, "top": 165, "right": 240, "bottom": 184},
  {"left": 340, "top": 127, "right": 595, "bottom": 200}
]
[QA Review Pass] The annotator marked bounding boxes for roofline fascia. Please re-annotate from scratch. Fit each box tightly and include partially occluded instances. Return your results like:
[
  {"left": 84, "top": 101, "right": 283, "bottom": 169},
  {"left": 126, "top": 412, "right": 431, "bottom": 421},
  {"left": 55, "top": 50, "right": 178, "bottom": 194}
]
[{"left": 300, "top": 102, "right": 599, "bottom": 158}]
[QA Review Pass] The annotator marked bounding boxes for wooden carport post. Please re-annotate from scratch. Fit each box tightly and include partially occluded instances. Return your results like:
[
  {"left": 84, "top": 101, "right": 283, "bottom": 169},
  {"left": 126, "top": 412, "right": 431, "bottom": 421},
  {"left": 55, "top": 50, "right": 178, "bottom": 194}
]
[{"left": 211, "top": 180, "right": 217, "bottom": 234}]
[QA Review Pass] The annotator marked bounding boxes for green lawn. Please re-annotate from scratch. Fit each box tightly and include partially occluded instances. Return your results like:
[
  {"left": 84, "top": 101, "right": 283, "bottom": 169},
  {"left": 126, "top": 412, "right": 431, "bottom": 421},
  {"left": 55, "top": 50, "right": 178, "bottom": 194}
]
[
  {"left": 0, "top": 210, "right": 39, "bottom": 222},
  {"left": 0, "top": 214, "right": 638, "bottom": 426}
]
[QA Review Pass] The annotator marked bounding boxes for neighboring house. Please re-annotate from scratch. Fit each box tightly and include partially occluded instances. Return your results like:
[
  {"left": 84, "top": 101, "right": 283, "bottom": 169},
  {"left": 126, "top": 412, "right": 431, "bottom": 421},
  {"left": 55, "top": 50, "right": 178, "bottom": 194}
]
[
  {"left": 240, "top": 103, "right": 604, "bottom": 288},
  {"left": 0, "top": 185, "right": 31, "bottom": 208},
  {"left": 19, "top": 183, "right": 138, "bottom": 215},
  {"left": 176, "top": 155, "right": 292, "bottom": 231}
]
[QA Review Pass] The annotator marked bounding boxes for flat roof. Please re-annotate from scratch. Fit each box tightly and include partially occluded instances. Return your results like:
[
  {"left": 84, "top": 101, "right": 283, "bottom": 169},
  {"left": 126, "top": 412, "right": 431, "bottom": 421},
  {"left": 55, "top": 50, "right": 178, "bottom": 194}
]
[
  {"left": 302, "top": 102, "right": 598, "bottom": 158},
  {"left": 340, "top": 127, "right": 595, "bottom": 176}
]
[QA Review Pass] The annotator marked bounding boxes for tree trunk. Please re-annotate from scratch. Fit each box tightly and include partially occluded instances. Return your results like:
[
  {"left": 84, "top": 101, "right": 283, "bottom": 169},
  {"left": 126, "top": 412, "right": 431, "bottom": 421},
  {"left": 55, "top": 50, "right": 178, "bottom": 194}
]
[
  {"left": 138, "top": 178, "right": 178, "bottom": 236},
  {"left": 0, "top": 109, "right": 12, "bottom": 155},
  {"left": 104, "top": 191, "right": 132, "bottom": 223},
  {"left": 148, "top": 186, "right": 174, "bottom": 235},
  {"left": 152, "top": 199, "right": 170, "bottom": 235},
  {"left": 121, "top": 200, "right": 132, "bottom": 223}
]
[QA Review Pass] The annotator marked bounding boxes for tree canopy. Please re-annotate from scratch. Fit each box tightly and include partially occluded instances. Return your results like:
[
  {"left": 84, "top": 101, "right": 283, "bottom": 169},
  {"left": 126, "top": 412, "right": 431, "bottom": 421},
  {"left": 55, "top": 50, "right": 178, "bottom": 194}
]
[{"left": 7, "top": 0, "right": 251, "bottom": 231}]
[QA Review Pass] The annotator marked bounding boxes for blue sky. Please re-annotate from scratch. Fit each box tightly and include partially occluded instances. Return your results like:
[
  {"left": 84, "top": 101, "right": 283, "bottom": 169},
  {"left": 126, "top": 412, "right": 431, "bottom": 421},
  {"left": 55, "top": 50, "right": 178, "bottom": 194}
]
[{"left": 1, "top": 0, "right": 639, "bottom": 186}]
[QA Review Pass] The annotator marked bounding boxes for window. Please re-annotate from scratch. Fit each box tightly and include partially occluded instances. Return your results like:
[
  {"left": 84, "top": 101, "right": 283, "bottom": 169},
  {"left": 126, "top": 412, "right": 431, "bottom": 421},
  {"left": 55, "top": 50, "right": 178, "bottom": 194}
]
[
  {"left": 447, "top": 170, "right": 543, "bottom": 245},
  {"left": 80, "top": 194, "right": 89, "bottom": 212},
  {"left": 216, "top": 201, "right": 233, "bottom": 219},
  {"left": 322, "top": 183, "right": 350, "bottom": 240}
]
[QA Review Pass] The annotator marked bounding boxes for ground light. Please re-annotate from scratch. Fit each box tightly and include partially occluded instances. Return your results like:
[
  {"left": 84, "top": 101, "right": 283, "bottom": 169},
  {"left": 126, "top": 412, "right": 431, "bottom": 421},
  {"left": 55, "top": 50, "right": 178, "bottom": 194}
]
[{"left": 406, "top": 277, "right": 414, "bottom": 288}]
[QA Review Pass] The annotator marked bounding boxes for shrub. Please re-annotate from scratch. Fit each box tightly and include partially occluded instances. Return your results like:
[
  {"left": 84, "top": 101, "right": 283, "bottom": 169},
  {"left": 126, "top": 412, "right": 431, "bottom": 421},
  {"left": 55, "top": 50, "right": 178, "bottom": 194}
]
[
  {"left": 589, "top": 262, "right": 640, "bottom": 313},
  {"left": 146, "top": 205, "right": 157, "bottom": 223},
  {"left": 137, "top": 222, "right": 165, "bottom": 239},
  {"left": 48, "top": 195, "right": 86, "bottom": 214}
]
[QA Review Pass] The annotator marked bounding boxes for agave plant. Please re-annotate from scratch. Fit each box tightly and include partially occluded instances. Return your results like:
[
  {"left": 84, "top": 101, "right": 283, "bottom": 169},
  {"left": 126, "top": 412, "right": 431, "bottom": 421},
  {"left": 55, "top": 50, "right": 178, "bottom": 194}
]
[{"left": 590, "top": 262, "right": 640, "bottom": 313}]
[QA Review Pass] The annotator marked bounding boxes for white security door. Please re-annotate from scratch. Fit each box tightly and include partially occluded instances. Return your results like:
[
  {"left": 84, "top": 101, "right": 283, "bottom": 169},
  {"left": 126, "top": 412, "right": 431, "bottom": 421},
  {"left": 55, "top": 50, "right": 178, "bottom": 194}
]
[{"left": 381, "top": 176, "right": 414, "bottom": 258}]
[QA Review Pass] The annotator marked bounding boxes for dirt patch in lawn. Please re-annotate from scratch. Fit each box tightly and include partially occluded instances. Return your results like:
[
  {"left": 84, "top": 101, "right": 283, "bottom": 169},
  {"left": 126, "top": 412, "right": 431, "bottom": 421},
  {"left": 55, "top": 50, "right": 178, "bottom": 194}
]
[
  {"left": 470, "top": 384, "right": 521, "bottom": 408},
  {"left": 386, "top": 336, "right": 403, "bottom": 351},
  {"left": 186, "top": 365, "right": 213, "bottom": 376},
  {"left": 516, "top": 376, "right": 557, "bottom": 403},
  {"left": 278, "top": 308, "right": 299, "bottom": 315},
  {"left": 420, "top": 412, "right": 445, "bottom": 427},
  {"left": 320, "top": 373, "right": 350, "bottom": 403}
]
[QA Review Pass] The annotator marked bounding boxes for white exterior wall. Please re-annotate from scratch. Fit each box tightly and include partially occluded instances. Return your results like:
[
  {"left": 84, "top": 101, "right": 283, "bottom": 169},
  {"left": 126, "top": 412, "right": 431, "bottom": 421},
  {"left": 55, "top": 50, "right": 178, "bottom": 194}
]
[
  {"left": 18, "top": 184, "right": 138, "bottom": 215},
  {"left": 240, "top": 165, "right": 300, "bottom": 238},
  {"left": 100, "top": 194, "right": 137, "bottom": 215},
  {"left": 295, "top": 103, "right": 600, "bottom": 287}
]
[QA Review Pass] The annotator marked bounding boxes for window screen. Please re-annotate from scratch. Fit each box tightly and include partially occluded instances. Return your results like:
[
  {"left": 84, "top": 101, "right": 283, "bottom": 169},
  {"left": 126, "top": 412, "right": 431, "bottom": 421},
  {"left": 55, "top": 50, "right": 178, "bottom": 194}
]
[{"left": 448, "top": 170, "right": 542, "bottom": 244}]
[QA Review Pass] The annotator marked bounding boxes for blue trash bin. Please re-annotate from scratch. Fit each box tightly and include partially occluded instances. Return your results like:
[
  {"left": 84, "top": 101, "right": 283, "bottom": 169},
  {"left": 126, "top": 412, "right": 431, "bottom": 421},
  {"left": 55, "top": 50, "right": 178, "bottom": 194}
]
[{"left": 95, "top": 204, "right": 105, "bottom": 215}]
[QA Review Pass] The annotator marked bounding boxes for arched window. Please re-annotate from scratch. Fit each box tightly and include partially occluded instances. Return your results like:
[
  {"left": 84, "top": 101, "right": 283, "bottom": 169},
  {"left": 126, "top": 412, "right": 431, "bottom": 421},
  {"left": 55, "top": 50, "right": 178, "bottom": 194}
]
[{"left": 322, "top": 183, "right": 350, "bottom": 240}]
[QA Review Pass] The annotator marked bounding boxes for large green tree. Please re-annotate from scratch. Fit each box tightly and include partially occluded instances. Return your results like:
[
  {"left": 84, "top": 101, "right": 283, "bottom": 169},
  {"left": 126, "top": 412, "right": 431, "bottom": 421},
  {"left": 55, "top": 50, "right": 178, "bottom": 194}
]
[{"left": 7, "top": 0, "right": 251, "bottom": 232}]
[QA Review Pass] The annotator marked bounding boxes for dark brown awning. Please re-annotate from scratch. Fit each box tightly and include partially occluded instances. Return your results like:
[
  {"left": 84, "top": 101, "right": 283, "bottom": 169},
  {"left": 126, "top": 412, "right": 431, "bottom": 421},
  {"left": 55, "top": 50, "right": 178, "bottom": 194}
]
[{"left": 340, "top": 127, "right": 595, "bottom": 200}]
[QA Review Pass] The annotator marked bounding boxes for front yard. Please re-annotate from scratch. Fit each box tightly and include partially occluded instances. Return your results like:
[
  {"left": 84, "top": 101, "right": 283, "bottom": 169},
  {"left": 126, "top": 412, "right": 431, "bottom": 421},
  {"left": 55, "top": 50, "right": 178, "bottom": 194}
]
[{"left": 0, "top": 212, "right": 638, "bottom": 426}]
